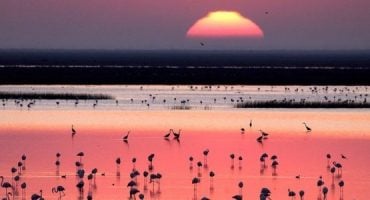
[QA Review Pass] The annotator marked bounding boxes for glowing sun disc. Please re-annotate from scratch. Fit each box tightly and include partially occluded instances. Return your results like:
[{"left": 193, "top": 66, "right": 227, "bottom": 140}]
[{"left": 187, "top": 11, "right": 264, "bottom": 38}]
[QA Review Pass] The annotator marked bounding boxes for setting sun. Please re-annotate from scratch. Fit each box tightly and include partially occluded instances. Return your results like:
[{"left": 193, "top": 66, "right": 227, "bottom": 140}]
[{"left": 187, "top": 11, "right": 264, "bottom": 38}]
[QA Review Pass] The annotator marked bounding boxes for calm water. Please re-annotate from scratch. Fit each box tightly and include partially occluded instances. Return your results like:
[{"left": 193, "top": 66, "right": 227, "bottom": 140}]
[{"left": 0, "top": 85, "right": 370, "bottom": 200}]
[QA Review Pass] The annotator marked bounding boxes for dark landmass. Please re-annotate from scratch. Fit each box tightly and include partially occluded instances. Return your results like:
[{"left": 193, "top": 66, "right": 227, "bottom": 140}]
[{"left": 0, "top": 49, "right": 369, "bottom": 85}]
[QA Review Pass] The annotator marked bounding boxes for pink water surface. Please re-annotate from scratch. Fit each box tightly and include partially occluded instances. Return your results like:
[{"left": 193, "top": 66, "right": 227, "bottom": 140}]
[{"left": 0, "top": 109, "right": 370, "bottom": 200}]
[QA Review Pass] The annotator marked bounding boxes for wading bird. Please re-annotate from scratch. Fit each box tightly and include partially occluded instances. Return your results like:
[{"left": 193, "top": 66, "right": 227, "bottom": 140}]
[
  {"left": 52, "top": 185, "right": 66, "bottom": 199},
  {"left": 0, "top": 176, "right": 12, "bottom": 197},
  {"left": 303, "top": 122, "right": 311, "bottom": 132},
  {"left": 71, "top": 125, "right": 76, "bottom": 137},
  {"left": 123, "top": 131, "right": 130, "bottom": 142}
]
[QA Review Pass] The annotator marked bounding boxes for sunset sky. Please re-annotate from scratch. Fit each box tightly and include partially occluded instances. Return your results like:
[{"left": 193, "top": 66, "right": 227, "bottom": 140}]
[{"left": 0, "top": 0, "right": 369, "bottom": 50}]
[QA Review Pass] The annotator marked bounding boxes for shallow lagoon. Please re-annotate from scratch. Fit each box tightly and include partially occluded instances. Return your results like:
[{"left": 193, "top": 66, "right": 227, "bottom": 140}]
[{"left": 0, "top": 85, "right": 369, "bottom": 200}]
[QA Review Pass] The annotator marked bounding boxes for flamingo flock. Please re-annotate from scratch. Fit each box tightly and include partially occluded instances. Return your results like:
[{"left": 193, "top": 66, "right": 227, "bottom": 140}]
[{"left": 0, "top": 120, "right": 352, "bottom": 199}]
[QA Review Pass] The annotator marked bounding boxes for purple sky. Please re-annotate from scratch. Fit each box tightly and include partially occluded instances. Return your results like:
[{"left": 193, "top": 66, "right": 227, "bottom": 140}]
[{"left": 0, "top": 0, "right": 369, "bottom": 50}]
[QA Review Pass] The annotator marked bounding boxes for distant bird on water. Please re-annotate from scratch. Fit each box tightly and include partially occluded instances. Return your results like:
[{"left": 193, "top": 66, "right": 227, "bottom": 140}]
[
  {"left": 173, "top": 129, "right": 181, "bottom": 140},
  {"left": 164, "top": 129, "right": 172, "bottom": 139},
  {"left": 303, "top": 122, "right": 312, "bottom": 132},
  {"left": 123, "top": 131, "right": 130, "bottom": 142},
  {"left": 71, "top": 125, "right": 76, "bottom": 137}
]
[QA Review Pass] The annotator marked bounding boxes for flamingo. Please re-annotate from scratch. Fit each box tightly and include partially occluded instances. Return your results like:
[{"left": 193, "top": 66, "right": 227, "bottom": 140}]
[
  {"left": 76, "top": 181, "right": 84, "bottom": 193},
  {"left": 302, "top": 122, "right": 311, "bottom": 132},
  {"left": 138, "top": 193, "right": 144, "bottom": 200},
  {"left": 143, "top": 171, "right": 149, "bottom": 188},
  {"left": 322, "top": 186, "right": 328, "bottom": 200},
  {"left": 260, "top": 187, "right": 271, "bottom": 200},
  {"left": 31, "top": 190, "right": 44, "bottom": 200},
  {"left": 189, "top": 156, "right": 194, "bottom": 169},
  {"left": 0, "top": 176, "right": 12, "bottom": 197},
  {"left": 147, "top": 154, "right": 155, "bottom": 171},
  {"left": 339, "top": 180, "right": 344, "bottom": 199},
  {"left": 21, "top": 154, "right": 26, "bottom": 170},
  {"left": 238, "top": 181, "right": 244, "bottom": 195},
  {"left": 209, "top": 171, "right": 215, "bottom": 189},
  {"left": 17, "top": 161, "right": 23, "bottom": 174},
  {"left": 127, "top": 180, "right": 137, "bottom": 188},
  {"left": 132, "top": 157, "right": 137, "bottom": 170},
  {"left": 52, "top": 185, "right": 66, "bottom": 199},
  {"left": 203, "top": 149, "right": 209, "bottom": 166},
  {"left": 299, "top": 190, "right": 304, "bottom": 200},
  {"left": 71, "top": 125, "right": 76, "bottom": 137},
  {"left": 21, "top": 182, "right": 26, "bottom": 198},
  {"left": 259, "top": 130, "right": 269, "bottom": 137},
  {"left": 163, "top": 129, "right": 172, "bottom": 139},
  {"left": 249, "top": 120, "right": 252, "bottom": 128},
  {"left": 238, "top": 156, "right": 243, "bottom": 169},
  {"left": 333, "top": 161, "right": 343, "bottom": 176},
  {"left": 123, "top": 131, "right": 130, "bottom": 142},
  {"left": 129, "top": 188, "right": 140, "bottom": 199},
  {"left": 116, "top": 157, "right": 121, "bottom": 176},
  {"left": 173, "top": 129, "right": 181, "bottom": 140},
  {"left": 76, "top": 152, "right": 84, "bottom": 163},
  {"left": 55, "top": 153, "right": 61, "bottom": 167},
  {"left": 260, "top": 153, "right": 268, "bottom": 168},
  {"left": 197, "top": 161, "right": 203, "bottom": 175},
  {"left": 10, "top": 167, "right": 17, "bottom": 180},
  {"left": 288, "top": 189, "right": 296, "bottom": 199},
  {"left": 192, "top": 177, "right": 200, "bottom": 196},
  {"left": 91, "top": 168, "right": 98, "bottom": 182},
  {"left": 326, "top": 154, "right": 331, "bottom": 168},
  {"left": 230, "top": 154, "right": 235, "bottom": 167},
  {"left": 330, "top": 167, "right": 336, "bottom": 183},
  {"left": 271, "top": 160, "right": 279, "bottom": 175}
]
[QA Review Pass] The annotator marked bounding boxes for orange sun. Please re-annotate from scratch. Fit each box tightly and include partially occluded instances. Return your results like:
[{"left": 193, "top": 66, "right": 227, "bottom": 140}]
[{"left": 187, "top": 11, "right": 264, "bottom": 38}]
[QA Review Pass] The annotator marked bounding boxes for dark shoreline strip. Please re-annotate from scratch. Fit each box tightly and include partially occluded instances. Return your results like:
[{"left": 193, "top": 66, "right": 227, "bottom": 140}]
[
  {"left": 0, "top": 92, "right": 113, "bottom": 100},
  {"left": 235, "top": 101, "right": 370, "bottom": 108}
]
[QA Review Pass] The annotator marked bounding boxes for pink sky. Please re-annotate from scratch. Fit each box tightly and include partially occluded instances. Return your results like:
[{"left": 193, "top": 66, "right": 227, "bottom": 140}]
[{"left": 0, "top": 0, "right": 369, "bottom": 49}]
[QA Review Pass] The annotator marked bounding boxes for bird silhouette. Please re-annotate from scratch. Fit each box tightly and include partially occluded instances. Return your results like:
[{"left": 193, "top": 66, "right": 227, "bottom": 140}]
[
  {"left": 209, "top": 171, "right": 215, "bottom": 189},
  {"left": 52, "top": 185, "right": 66, "bottom": 199},
  {"left": 260, "top": 187, "right": 271, "bottom": 199},
  {"left": 0, "top": 176, "right": 12, "bottom": 197},
  {"left": 163, "top": 129, "right": 172, "bottom": 139},
  {"left": 76, "top": 181, "right": 84, "bottom": 192},
  {"left": 303, "top": 122, "right": 311, "bottom": 132},
  {"left": 129, "top": 187, "right": 140, "bottom": 199},
  {"left": 288, "top": 189, "right": 296, "bottom": 199},
  {"left": 76, "top": 152, "right": 84, "bottom": 163},
  {"left": 71, "top": 125, "right": 76, "bottom": 137},
  {"left": 123, "top": 131, "right": 130, "bottom": 141},
  {"left": 148, "top": 153, "right": 155, "bottom": 170},
  {"left": 322, "top": 186, "right": 328, "bottom": 200},
  {"left": 238, "top": 181, "right": 244, "bottom": 195},
  {"left": 339, "top": 180, "right": 344, "bottom": 199},
  {"left": 31, "top": 190, "right": 44, "bottom": 200},
  {"left": 299, "top": 190, "right": 304, "bottom": 200},
  {"left": 333, "top": 161, "right": 343, "bottom": 176},
  {"left": 173, "top": 129, "right": 181, "bottom": 140},
  {"left": 259, "top": 130, "right": 269, "bottom": 137}
]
